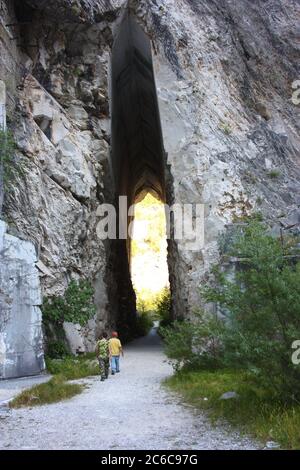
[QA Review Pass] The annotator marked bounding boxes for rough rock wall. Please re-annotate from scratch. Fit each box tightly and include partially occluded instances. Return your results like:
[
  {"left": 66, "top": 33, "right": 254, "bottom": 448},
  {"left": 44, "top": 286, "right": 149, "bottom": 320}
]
[
  {"left": 1, "top": 0, "right": 124, "bottom": 357},
  {"left": 132, "top": 0, "right": 300, "bottom": 317},
  {"left": 0, "top": 0, "right": 299, "bottom": 366}
]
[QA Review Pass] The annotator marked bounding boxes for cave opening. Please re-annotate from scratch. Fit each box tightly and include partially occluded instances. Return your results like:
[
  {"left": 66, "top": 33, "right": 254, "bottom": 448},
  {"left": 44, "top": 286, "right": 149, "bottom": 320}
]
[
  {"left": 130, "top": 193, "right": 169, "bottom": 314},
  {"left": 110, "top": 12, "right": 169, "bottom": 336}
]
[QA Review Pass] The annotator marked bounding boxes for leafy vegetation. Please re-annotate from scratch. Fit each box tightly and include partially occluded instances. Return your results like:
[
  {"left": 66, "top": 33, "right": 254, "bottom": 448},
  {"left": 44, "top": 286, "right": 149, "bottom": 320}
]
[
  {"left": 267, "top": 169, "right": 281, "bottom": 179},
  {"left": 10, "top": 375, "right": 84, "bottom": 408},
  {"left": 0, "top": 129, "right": 17, "bottom": 185},
  {"left": 46, "top": 355, "right": 99, "bottom": 380},
  {"left": 205, "top": 221, "right": 300, "bottom": 402},
  {"left": 46, "top": 339, "right": 70, "bottom": 359},
  {"left": 163, "top": 220, "right": 300, "bottom": 448},
  {"left": 155, "top": 287, "right": 171, "bottom": 325},
  {"left": 219, "top": 121, "right": 233, "bottom": 135},
  {"left": 135, "top": 312, "right": 154, "bottom": 337},
  {"left": 164, "top": 221, "right": 300, "bottom": 401},
  {"left": 42, "top": 280, "right": 96, "bottom": 358},
  {"left": 43, "top": 280, "right": 96, "bottom": 326},
  {"left": 161, "top": 311, "right": 223, "bottom": 371}
]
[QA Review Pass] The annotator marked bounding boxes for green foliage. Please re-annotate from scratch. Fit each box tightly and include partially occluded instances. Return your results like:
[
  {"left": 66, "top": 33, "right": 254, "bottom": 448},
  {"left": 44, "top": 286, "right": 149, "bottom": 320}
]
[
  {"left": 0, "top": 129, "right": 17, "bottom": 185},
  {"left": 166, "top": 369, "right": 300, "bottom": 449},
  {"left": 136, "top": 289, "right": 157, "bottom": 312},
  {"left": 46, "top": 340, "right": 70, "bottom": 359},
  {"left": 10, "top": 375, "right": 83, "bottom": 408},
  {"left": 42, "top": 280, "right": 96, "bottom": 327},
  {"left": 135, "top": 313, "right": 154, "bottom": 337},
  {"left": 155, "top": 287, "right": 171, "bottom": 328},
  {"left": 161, "top": 311, "right": 224, "bottom": 371},
  {"left": 46, "top": 356, "right": 99, "bottom": 380},
  {"left": 163, "top": 221, "right": 300, "bottom": 402},
  {"left": 205, "top": 221, "right": 300, "bottom": 402},
  {"left": 0, "top": 129, "right": 24, "bottom": 213},
  {"left": 219, "top": 121, "right": 232, "bottom": 135},
  {"left": 267, "top": 169, "right": 281, "bottom": 179}
]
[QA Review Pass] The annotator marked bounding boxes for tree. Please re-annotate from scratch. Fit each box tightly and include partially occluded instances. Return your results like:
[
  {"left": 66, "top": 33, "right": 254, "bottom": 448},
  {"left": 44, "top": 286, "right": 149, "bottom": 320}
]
[{"left": 204, "top": 221, "right": 300, "bottom": 402}]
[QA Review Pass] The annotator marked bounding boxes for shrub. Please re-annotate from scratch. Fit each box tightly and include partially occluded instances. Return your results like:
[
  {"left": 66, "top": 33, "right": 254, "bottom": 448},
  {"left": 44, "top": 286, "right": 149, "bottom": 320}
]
[
  {"left": 156, "top": 287, "right": 172, "bottom": 329},
  {"left": 0, "top": 129, "right": 22, "bottom": 214},
  {"left": 162, "top": 221, "right": 300, "bottom": 403},
  {"left": 161, "top": 311, "right": 224, "bottom": 371},
  {"left": 42, "top": 280, "right": 96, "bottom": 326},
  {"left": 46, "top": 340, "right": 70, "bottom": 359},
  {"left": 42, "top": 280, "right": 95, "bottom": 359},
  {"left": 135, "top": 312, "right": 153, "bottom": 337},
  {"left": 219, "top": 122, "right": 232, "bottom": 135},
  {"left": 203, "top": 221, "right": 300, "bottom": 402},
  {"left": 0, "top": 129, "right": 17, "bottom": 183}
]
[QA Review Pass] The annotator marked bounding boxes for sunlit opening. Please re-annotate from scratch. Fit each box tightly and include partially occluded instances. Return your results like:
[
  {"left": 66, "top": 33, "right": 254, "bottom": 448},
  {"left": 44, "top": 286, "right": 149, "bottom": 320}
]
[{"left": 130, "top": 193, "right": 169, "bottom": 312}]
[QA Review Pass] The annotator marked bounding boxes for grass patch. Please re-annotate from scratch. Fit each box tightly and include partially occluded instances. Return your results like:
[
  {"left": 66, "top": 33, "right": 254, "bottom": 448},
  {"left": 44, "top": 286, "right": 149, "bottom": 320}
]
[
  {"left": 165, "top": 369, "right": 300, "bottom": 449},
  {"left": 10, "top": 375, "right": 84, "bottom": 409},
  {"left": 46, "top": 355, "right": 99, "bottom": 380},
  {"left": 10, "top": 355, "right": 100, "bottom": 408}
]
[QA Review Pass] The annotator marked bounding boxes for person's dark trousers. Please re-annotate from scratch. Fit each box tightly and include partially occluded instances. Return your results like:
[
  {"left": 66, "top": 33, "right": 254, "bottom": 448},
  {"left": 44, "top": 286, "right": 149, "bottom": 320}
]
[
  {"left": 98, "top": 358, "right": 107, "bottom": 380},
  {"left": 104, "top": 358, "right": 110, "bottom": 378}
]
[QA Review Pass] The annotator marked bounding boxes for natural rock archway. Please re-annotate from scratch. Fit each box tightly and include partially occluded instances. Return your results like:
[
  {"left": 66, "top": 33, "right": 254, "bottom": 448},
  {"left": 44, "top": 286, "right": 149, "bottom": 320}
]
[
  {"left": 110, "top": 12, "right": 168, "bottom": 335},
  {"left": 0, "top": 0, "right": 299, "bottom": 377}
]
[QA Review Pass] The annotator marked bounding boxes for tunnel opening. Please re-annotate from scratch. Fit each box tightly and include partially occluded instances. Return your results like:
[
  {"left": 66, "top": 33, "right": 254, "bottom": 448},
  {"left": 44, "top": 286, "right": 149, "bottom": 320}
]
[
  {"left": 110, "top": 12, "right": 169, "bottom": 339},
  {"left": 130, "top": 193, "right": 169, "bottom": 314}
]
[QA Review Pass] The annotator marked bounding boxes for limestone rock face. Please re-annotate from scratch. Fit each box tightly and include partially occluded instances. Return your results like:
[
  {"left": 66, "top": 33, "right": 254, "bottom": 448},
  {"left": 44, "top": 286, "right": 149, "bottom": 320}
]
[
  {"left": 0, "top": 221, "right": 45, "bottom": 379},
  {"left": 0, "top": 0, "right": 299, "bottom": 371},
  {"left": 134, "top": 0, "right": 300, "bottom": 316}
]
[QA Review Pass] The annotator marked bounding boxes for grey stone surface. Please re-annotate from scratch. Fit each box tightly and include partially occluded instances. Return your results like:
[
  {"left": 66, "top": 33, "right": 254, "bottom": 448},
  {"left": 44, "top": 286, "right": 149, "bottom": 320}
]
[
  {"left": 63, "top": 322, "right": 85, "bottom": 355},
  {"left": 0, "top": 220, "right": 45, "bottom": 379},
  {"left": 220, "top": 391, "right": 240, "bottom": 401}
]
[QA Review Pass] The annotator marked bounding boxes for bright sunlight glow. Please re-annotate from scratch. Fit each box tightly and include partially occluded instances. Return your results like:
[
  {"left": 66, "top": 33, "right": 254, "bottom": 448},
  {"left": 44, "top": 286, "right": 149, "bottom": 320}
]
[{"left": 130, "top": 193, "right": 169, "bottom": 311}]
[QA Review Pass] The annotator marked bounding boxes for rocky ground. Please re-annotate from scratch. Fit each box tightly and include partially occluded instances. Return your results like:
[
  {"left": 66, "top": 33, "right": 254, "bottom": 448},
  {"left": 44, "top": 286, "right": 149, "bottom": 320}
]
[{"left": 0, "top": 328, "right": 260, "bottom": 450}]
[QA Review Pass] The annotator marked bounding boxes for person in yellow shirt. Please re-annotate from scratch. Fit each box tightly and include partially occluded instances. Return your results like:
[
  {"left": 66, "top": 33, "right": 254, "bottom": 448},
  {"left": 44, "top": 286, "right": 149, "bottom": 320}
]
[{"left": 109, "top": 331, "right": 123, "bottom": 375}]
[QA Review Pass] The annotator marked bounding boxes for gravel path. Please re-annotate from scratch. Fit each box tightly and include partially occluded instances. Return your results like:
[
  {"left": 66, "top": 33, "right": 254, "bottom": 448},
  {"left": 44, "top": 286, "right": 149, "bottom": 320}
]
[{"left": 0, "top": 328, "right": 260, "bottom": 450}]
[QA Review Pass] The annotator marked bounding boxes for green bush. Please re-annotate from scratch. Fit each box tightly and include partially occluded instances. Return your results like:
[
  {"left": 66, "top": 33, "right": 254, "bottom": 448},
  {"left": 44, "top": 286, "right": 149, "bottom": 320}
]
[
  {"left": 0, "top": 129, "right": 17, "bottom": 184},
  {"left": 46, "top": 340, "right": 70, "bottom": 359},
  {"left": 205, "top": 221, "right": 300, "bottom": 402},
  {"left": 42, "top": 280, "right": 96, "bottom": 326},
  {"left": 161, "top": 312, "right": 224, "bottom": 371},
  {"left": 42, "top": 280, "right": 96, "bottom": 359},
  {"left": 156, "top": 287, "right": 172, "bottom": 329},
  {"left": 163, "top": 221, "right": 300, "bottom": 402},
  {"left": 135, "top": 312, "right": 153, "bottom": 337}
]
